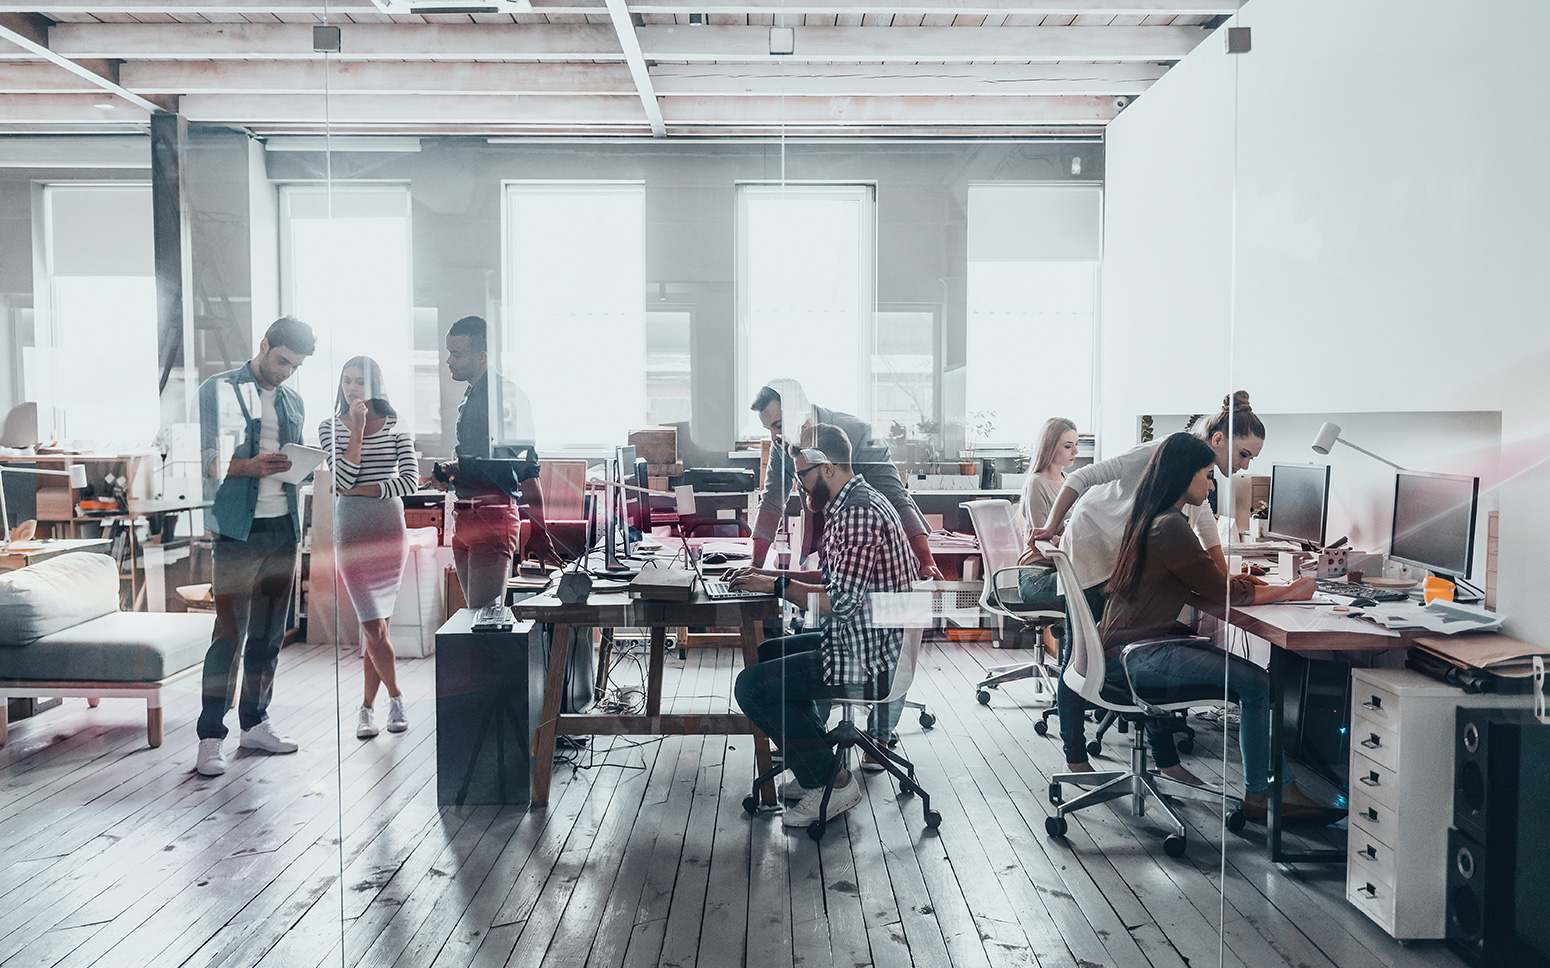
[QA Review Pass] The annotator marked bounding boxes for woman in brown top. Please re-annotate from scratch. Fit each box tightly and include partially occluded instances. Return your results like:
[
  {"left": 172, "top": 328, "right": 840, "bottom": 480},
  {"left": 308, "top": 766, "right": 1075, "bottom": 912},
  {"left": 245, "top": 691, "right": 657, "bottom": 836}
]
[{"left": 1100, "top": 433, "right": 1339, "bottom": 824}]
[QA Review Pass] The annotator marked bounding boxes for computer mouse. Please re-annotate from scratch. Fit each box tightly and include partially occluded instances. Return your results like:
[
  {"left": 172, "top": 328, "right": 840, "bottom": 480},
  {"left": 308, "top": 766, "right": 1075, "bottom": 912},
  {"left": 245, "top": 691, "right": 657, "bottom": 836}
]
[
  {"left": 702, "top": 552, "right": 729, "bottom": 565},
  {"left": 1351, "top": 597, "right": 1378, "bottom": 609}
]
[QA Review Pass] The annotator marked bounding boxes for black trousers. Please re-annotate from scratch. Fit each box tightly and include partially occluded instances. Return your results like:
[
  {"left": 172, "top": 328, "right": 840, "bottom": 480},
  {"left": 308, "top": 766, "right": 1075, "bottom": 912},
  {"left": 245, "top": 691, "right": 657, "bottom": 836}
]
[{"left": 198, "top": 517, "right": 297, "bottom": 740}]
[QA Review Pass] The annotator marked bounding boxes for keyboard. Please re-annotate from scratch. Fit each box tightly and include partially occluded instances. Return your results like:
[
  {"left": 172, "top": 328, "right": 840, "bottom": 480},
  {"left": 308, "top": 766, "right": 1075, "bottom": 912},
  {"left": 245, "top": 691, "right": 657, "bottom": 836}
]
[
  {"left": 702, "top": 580, "right": 770, "bottom": 600},
  {"left": 1315, "top": 579, "right": 1409, "bottom": 603},
  {"left": 471, "top": 604, "right": 516, "bottom": 632}
]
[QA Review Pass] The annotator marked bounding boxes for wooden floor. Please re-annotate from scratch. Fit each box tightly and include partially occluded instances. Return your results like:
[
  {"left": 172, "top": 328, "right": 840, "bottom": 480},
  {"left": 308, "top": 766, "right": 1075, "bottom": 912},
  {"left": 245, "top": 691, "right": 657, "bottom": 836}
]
[{"left": 0, "top": 634, "right": 1469, "bottom": 968}]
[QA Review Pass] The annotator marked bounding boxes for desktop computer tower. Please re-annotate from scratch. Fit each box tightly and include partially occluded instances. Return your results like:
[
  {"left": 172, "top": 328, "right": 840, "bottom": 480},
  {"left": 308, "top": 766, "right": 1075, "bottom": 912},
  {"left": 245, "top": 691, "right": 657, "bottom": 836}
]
[{"left": 1447, "top": 711, "right": 1550, "bottom": 968}]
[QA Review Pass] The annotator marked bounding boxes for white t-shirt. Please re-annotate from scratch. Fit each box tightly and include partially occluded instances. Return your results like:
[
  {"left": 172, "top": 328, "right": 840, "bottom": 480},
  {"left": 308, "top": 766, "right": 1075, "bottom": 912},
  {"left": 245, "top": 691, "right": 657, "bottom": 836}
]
[
  {"left": 254, "top": 386, "right": 288, "bottom": 519},
  {"left": 1062, "top": 439, "right": 1221, "bottom": 591}
]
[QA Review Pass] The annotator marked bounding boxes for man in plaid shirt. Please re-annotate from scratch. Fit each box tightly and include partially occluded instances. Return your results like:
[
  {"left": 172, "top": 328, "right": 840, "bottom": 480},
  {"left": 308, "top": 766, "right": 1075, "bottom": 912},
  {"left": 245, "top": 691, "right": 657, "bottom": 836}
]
[{"left": 731, "top": 423, "right": 916, "bottom": 827}]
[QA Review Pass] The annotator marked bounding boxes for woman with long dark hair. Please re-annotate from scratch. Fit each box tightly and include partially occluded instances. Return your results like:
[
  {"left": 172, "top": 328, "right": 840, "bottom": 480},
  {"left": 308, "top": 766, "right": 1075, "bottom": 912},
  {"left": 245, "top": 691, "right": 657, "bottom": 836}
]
[
  {"left": 1100, "top": 433, "right": 1338, "bottom": 823},
  {"left": 320, "top": 356, "right": 420, "bottom": 739}
]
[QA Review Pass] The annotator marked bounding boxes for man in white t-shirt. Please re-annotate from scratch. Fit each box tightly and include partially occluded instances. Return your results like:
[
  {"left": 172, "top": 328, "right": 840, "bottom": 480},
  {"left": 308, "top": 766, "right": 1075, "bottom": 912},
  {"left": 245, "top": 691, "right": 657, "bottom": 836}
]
[{"left": 193, "top": 316, "right": 315, "bottom": 777}]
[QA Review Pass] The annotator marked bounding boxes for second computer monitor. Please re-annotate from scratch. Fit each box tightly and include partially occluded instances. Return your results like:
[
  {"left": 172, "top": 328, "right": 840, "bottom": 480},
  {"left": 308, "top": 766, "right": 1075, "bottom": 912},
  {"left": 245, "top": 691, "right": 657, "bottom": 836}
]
[
  {"left": 1267, "top": 463, "right": 1331, "bottom": 546},
  {"left": 1390, "top": 469, "right": 1479, "bottom": 580}
]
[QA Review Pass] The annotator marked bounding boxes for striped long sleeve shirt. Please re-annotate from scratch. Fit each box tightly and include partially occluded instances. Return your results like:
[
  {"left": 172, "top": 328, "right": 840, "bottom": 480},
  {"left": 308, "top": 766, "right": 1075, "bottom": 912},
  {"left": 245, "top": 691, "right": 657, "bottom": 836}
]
[{"left": 318, "top": 415, "right": 420, "bottom": 499}]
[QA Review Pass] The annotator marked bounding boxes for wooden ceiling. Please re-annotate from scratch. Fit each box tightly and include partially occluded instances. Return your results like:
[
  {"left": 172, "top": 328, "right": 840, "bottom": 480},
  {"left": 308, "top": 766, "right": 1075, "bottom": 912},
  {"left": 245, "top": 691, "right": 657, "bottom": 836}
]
[{"left": 0, "top": 1, "right": 1239, "bottom": 138}]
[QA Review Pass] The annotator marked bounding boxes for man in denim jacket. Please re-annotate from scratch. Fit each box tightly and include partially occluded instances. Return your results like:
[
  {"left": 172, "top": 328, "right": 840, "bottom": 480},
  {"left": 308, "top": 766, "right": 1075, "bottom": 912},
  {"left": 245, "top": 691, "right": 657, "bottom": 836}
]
[{"left": 194, "top": 316, "right": 315, "bottom": 777}]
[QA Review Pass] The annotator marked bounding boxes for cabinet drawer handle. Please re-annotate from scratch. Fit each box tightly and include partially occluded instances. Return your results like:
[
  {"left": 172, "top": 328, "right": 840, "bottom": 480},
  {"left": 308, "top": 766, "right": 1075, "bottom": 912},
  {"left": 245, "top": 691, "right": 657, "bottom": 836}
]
[
  {"left": 1364, "top": 807, "right": 1380, "bottom": 823},
  {"left": 1360, "top": 733, "right": 1383, "bottom": 750},
  {"left": 1358, "top": 882, "right": 1379, "bottom": 899},
  {"left": 1361, "top": 696, "right": 1384, "bottom": 711},
  {"left": 1359, "top": 771, "right": 1381, "bottom": 787},
  {"left": 1362, "top": 844, "right": 1378, "bottom": 860}
]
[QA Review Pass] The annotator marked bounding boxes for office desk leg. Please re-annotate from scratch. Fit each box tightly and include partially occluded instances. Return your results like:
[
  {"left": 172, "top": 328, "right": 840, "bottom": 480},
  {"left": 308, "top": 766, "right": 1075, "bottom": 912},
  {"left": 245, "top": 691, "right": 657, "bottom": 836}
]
[
  {"left": 741, "top": 615, "right": 776, "bottom": 806},
  {"left": 1267, "top": 647, "right": 1344, "bottom": 865},
  {"left": 646, "top": 627, "right": 666, "bottom": 716},
  {"left": 530, "top": 622, "right": 572, "bottom": 808}
]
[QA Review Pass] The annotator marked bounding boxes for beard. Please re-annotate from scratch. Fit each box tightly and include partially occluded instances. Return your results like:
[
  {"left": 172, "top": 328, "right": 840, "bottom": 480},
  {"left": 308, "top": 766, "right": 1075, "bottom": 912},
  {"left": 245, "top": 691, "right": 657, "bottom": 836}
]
[{"left": 804, "top": 475, "right": 832, "bottom": 513}]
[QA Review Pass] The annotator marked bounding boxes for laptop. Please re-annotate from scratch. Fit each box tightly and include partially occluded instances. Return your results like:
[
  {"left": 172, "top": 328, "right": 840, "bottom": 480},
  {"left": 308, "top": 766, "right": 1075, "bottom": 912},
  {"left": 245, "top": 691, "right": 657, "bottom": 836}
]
[{"left": 693, "top": 552, "right": 772, "bottom": 601}]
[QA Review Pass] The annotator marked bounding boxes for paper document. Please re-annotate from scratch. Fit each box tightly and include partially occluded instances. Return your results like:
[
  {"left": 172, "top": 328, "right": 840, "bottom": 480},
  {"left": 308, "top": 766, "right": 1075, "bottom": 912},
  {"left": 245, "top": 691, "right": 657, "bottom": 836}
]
[
  {"left": 1240, "top": 603, "right": 1401, "bottom": 637},
  {"left": 1364, "top": 599, "right": 1505, "bottom": 635},
  {"left": 273, "top": 443, "right": 326, "bottom": 486}
]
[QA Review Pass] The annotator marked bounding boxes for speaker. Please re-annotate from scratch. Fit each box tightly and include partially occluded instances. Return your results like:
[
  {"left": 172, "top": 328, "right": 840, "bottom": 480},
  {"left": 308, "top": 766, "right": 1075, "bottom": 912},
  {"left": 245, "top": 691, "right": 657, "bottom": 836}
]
[
  {"left": 1454, "top": 708, "right": 1520, "bottom": 843},
  {"left": 1447, "top": 827, "right": 1490, "bottom": 966}
]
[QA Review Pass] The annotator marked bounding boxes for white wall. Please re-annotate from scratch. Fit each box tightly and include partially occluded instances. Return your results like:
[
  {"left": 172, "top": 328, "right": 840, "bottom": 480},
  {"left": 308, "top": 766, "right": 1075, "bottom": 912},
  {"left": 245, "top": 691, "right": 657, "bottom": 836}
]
[{"left": 1102, "top": 0, "right": 1550, "bottom": 644}]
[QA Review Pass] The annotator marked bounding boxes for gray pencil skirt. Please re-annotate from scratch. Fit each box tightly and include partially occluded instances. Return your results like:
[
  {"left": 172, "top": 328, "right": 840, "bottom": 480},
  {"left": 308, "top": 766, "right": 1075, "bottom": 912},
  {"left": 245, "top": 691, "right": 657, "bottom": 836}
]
[{"left": 335, "top": 494, "right": 408, "bottom": 623}]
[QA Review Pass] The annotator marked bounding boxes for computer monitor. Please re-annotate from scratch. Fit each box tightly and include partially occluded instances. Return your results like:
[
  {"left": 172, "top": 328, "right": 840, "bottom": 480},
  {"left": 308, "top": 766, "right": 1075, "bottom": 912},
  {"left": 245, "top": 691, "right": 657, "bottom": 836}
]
[
  {"left": 2, "top": 463, "right": 38, "bottom": 529},
  {"left": 1267, "top": 463, "right": 1330, "bottom": 546},
  {"left": 1390, "top": 469, "right": 1479, "bottom": 579},
  {"left": 615, "top": 445, "right": 637, "bottom": 558}
]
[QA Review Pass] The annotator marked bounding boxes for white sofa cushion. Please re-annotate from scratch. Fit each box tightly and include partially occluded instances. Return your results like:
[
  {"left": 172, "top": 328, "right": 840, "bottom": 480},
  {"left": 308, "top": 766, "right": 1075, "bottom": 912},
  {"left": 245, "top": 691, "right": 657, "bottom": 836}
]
[{"left": 0, "top": 552, "right": 120, "bottom": 647}]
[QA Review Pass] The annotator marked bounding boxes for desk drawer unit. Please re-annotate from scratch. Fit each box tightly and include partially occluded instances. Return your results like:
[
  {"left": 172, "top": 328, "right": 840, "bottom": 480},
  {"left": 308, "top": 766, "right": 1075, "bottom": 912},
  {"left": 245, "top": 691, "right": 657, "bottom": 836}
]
[{"left": 1343, "top": 668, "right": 1531, "bottom": 940}]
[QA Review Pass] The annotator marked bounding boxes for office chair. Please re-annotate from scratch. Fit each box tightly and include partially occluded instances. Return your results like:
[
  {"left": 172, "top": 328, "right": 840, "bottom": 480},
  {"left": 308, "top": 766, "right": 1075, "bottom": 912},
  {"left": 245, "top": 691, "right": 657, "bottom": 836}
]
[
  {"left": 960, "top": 500, "right": 1066, "bottom": 719},
  {"left": 743, "top": 585, "right": 942, "bottom": 842},
  {"left": 1040, "top": 544, "right": 1244, "bottom": 858}
]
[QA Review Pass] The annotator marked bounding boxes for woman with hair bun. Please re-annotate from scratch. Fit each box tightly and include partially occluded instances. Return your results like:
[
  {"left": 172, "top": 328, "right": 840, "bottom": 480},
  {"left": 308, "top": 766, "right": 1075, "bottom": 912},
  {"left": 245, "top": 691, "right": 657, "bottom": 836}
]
[{"left": 1028, "top": 391, "right": 1269, "bottom": 778}]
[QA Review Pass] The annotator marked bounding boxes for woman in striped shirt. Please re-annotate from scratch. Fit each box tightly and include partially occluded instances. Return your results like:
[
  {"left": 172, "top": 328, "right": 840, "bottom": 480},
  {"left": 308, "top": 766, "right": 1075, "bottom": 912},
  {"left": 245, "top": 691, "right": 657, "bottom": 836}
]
[{"left": 320, "top": 356, "right": 420, "bottom": 740}]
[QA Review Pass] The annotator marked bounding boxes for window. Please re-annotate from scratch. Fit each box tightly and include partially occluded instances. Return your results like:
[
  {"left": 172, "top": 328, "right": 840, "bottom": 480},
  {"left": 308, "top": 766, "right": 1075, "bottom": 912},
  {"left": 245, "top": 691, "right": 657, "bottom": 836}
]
[
  {"left": 503, "top": 182, "right": 645, "bottom": 449},
  {"left": 279, "top": 184, "right": 417, "bottom": 438},
  {"left": 737, "top": 184, "right": 875, "bottom": 435},
  {"left": 33, "top": 183, "right": 158, "bottom": 449},
  {"left": 872, "top": 309, "right": 936, "bottom": 439},
  {"left": 966, "top": 184, "right": 1101, "bottom": 445},
  {"left": 645, "top": 310, "right": 692, "bottom": 427}
]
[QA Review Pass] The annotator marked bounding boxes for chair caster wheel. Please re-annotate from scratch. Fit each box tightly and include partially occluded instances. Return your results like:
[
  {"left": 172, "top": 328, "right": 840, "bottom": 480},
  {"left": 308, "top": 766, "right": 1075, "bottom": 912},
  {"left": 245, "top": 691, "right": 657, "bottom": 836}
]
[
  {"left": 919, "top": 712, "right": 936, "bottom": 729},
  {"left": 1178, "top": 736, "right": 1195, "bottom": 755},
  {"left": 1033, "top": 720, "right": 1049, "bottom": 736},
  {"left": 977, "top": 689, "right": 992, "bottom": 705},
  {"left": 808, "top": 821, "right": 826, "bottom": 842},
  {"left": 1164, "top": 835, "right": 1187, "bottom": 858},
  {"left": 1046, "top": 815, "right": 1068, "bottom": 838},
  {"left": 743, "top": 796, "right": 759, "bottom": 815},
  {"left": 1086, "top": 741, "right": 1103, "bottom": 757},
  {"left": 1226, "top": 810, "right": 1246, "bottom": 834},
  {"left": 1048, "top": 782, "right": 1062, "bottom": 805},
  {"left": 925, "top": 809, "right": 942, "bottom": 829}
]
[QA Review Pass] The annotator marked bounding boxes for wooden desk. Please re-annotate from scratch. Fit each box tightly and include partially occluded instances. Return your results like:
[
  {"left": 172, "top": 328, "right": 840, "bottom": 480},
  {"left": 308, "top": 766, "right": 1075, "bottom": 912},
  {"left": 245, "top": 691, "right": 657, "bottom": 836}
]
[
  {"left": 0, "top": 538, "right": 111, "bottom": 572},
  {"left": 512, "top": 589, "right": 782, "bottom": 807},
  {"left": 1230, "top": 604, "right": 1415, "bottom": 864}
]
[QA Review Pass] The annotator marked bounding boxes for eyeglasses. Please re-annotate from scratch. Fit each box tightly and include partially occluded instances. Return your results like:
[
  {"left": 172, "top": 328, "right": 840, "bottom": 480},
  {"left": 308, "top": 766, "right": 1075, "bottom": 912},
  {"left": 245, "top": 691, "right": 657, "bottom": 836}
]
[{"left": 795, "top": 463, "right": 828, "bottom": 485}]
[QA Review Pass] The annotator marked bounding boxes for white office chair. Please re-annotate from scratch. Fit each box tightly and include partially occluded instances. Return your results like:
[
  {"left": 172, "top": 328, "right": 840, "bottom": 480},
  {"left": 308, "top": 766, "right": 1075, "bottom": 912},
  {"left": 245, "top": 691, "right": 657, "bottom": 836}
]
[
  {"left": 743, "top": 583, "right": 943, "bottom": 842},
  {"left": 960, "top": 500, "right": 1065, "bottom": 715},
  {"left": 1040, "top": 543, "right": 1244, "bottom": 858}
]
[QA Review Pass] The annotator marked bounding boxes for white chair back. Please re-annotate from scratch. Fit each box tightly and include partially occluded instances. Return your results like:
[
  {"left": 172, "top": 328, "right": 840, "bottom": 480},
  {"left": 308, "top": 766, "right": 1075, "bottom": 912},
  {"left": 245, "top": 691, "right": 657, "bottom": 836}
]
[
  {"left": 856, "top": 579, "right": 935, "bottom": 703},
  {"left": 1040, "top": 543, "right": 1112, "bottom": 708},
  {"left": 963, "top": 499, "right": 1026, "bottom": 609}
]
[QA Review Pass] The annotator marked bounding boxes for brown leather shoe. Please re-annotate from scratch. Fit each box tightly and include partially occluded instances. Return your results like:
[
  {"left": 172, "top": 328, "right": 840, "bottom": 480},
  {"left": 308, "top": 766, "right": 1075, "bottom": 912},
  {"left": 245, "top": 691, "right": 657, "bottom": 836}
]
[{"left": 1242, "top": 793, "right": 1347, "bottom": 827}]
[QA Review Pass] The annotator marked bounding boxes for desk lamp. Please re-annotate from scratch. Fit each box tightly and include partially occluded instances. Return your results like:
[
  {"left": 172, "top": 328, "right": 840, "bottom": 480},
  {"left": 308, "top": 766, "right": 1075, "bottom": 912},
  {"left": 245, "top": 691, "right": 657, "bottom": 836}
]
[
  {"left": 557, "top": 480, "right": 696, "bottom": 603},
  {"left": 0, "top": 462, "right": 89, "bottom": 552},
  {"left": 1310, "top": 422, "right": 1404, "bottom": 470}
]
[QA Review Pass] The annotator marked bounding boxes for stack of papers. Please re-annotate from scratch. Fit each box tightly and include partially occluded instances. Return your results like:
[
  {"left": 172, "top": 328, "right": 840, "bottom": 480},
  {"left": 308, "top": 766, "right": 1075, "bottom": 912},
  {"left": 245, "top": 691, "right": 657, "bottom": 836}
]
[
  {"left": 1364, "top": 599, "right": 1505, "bottom": 635},
  {"left": 1413, "top": 633, "right": 1550, "bottom": 679}
]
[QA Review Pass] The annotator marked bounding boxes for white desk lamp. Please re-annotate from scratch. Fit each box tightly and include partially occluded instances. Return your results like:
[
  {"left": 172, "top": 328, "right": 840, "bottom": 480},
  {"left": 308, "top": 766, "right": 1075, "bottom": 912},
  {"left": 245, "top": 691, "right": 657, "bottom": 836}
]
[
  {"left": 1310, "top": 422, "right": 1404, "bottom": 470},
  {"left": 0, "top": 462, "right": 89, "bottom": 552}
]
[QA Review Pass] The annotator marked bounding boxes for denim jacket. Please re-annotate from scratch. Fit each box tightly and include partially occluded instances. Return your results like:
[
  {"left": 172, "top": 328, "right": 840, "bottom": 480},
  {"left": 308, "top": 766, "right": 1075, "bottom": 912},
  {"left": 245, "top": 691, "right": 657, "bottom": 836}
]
[{"left": 198, "top": 363, "right": 305, "bottom": 540}]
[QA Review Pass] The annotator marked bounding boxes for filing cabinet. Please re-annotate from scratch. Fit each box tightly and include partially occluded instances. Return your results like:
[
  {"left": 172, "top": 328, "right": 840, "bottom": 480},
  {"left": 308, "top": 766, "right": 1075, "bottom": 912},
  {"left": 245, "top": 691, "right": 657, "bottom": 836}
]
[{"left": 1345, "top": 668, "right": 1530, "bottom": 939}]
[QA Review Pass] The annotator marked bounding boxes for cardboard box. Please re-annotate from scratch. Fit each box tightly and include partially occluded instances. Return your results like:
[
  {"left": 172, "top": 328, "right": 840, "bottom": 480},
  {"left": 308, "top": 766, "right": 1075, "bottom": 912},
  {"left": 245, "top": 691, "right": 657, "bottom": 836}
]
[
  {"left": 646, "top": 461, "right": 683, "bottom": 477},
  {"left": 647, "top": 476, "right": 670, "bottom": 492},
  {"left": 1231, "top": 473, "right": 1270, "bottom": 532},
  {"left": 628, "top": 427, "right": 678, "bottom": 464}
]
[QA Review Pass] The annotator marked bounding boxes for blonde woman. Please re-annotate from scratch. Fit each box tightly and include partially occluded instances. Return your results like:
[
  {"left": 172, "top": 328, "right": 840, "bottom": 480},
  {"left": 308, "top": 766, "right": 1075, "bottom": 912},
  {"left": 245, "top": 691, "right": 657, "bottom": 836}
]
[
  {"left": 320, "top": 356, "right": 419, "bottom": 739},
  {"left": 1015, "top": 417, "right": 1080, "bottom": 609}
]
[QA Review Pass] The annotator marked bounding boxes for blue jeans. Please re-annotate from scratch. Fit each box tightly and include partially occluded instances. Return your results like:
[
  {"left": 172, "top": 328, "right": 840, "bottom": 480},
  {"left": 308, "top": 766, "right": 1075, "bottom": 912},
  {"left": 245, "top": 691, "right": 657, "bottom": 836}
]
[
  {"left": 736, "top": 633, "right": 878, "bottom": 788},
  {"left": 757, "top": 634, "right": 903, "bottom": 743},
  {"left": 1105, "top": 640, "right": 1292, "bottom": 795}
]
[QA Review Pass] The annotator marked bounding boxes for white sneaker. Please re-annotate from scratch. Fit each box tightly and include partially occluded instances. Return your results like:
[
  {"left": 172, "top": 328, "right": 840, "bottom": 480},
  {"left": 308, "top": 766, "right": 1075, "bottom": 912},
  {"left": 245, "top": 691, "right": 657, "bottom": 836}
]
[
  {"left": 195, "top": 738, "right": 227, "bottom": 776},
  {"left": 780, "top": 776, "right": 819, "bottom": 801},
  {"left": 239, "top": 720, "right": 299, "bottom": 754},
  {"left": 783, "top": 771, "right": 862, "bottom": 828},
  {"left": 386, "top": 696, "right": 408, "bottom": 733},
  {"left": 356, "top": 706, "right": 378, "bottom": 739}
]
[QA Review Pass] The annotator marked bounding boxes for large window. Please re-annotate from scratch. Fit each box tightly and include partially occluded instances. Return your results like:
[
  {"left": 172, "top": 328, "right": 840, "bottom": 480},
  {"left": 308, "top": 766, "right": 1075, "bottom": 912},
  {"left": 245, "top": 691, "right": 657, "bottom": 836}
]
[
  {"left": 737, "top": 183, "right": 875, "bottom": 435},
  {"left": 872, "top": 308, "right": 936, "bottom": 439},
  {"left": 33, "top": 183, "right": 157, "bottom": 449},
  {"left": 966, "top": 184, "right": 1101, "bottom": 446},
  {"left": 279, "top": 184, "right": 417, "bottom": 438},
  {"left": 503, "top": 181, "right": 646, "bottom": 449}
]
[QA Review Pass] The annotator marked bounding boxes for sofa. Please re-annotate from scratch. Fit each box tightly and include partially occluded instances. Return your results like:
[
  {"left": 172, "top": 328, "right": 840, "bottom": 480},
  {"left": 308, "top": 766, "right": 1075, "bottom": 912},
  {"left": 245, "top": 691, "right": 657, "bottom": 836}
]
[{"left": 0, "top": 552, "right": 213, "bottom": 748}]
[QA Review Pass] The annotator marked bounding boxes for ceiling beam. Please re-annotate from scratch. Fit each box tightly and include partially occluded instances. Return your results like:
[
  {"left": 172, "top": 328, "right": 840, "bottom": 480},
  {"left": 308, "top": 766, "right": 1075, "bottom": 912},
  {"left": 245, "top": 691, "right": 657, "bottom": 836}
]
[
  {"left": 1, "top": 0, "right": 1238, "bottom": 13},
  {"left": 51, "top": 22, "right": 1200, "bottom": 63},
  {"left": 121, "top": 60, "right": 639, "bottom": 96},
  {"left": 603, "top": 0, "right": 666, "bottom": 136},
  {"left": 51, "top": 23, "right": 626, "bottom": 61},
  {"left": 0, "top": 60, "right": 103, "bottom": 92},
  {"left": 177, "top": 92, "right": 650, "bottom": 126},
  {"left": 650, "top": 62, "right": 1163, "bottom": 95},
  {"left": 0, "top": 92, "right": 149, "bottom": 123},
  {"left": 0, "top": 13, "right": 168, "bottom": 111},
  {"left": 660, "top": 93, "right": 1117, "bottom": 123}
]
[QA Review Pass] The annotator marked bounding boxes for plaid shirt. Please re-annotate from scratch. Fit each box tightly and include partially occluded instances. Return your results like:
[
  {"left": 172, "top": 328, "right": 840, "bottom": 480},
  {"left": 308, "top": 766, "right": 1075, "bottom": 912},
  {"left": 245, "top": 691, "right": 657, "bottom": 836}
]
[{"left": 818, "top": 475, "right": 917, "bottom": 691}]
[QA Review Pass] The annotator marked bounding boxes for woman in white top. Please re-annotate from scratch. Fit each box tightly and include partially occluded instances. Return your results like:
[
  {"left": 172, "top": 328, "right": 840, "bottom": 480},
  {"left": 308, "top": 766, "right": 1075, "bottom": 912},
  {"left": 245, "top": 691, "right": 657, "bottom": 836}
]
[
  {"left": 319, "top": 357, "right": 420, "bottom": 740},
  {"left": 1030, "top": 391, "right": 1268, "bottom": 774}
]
